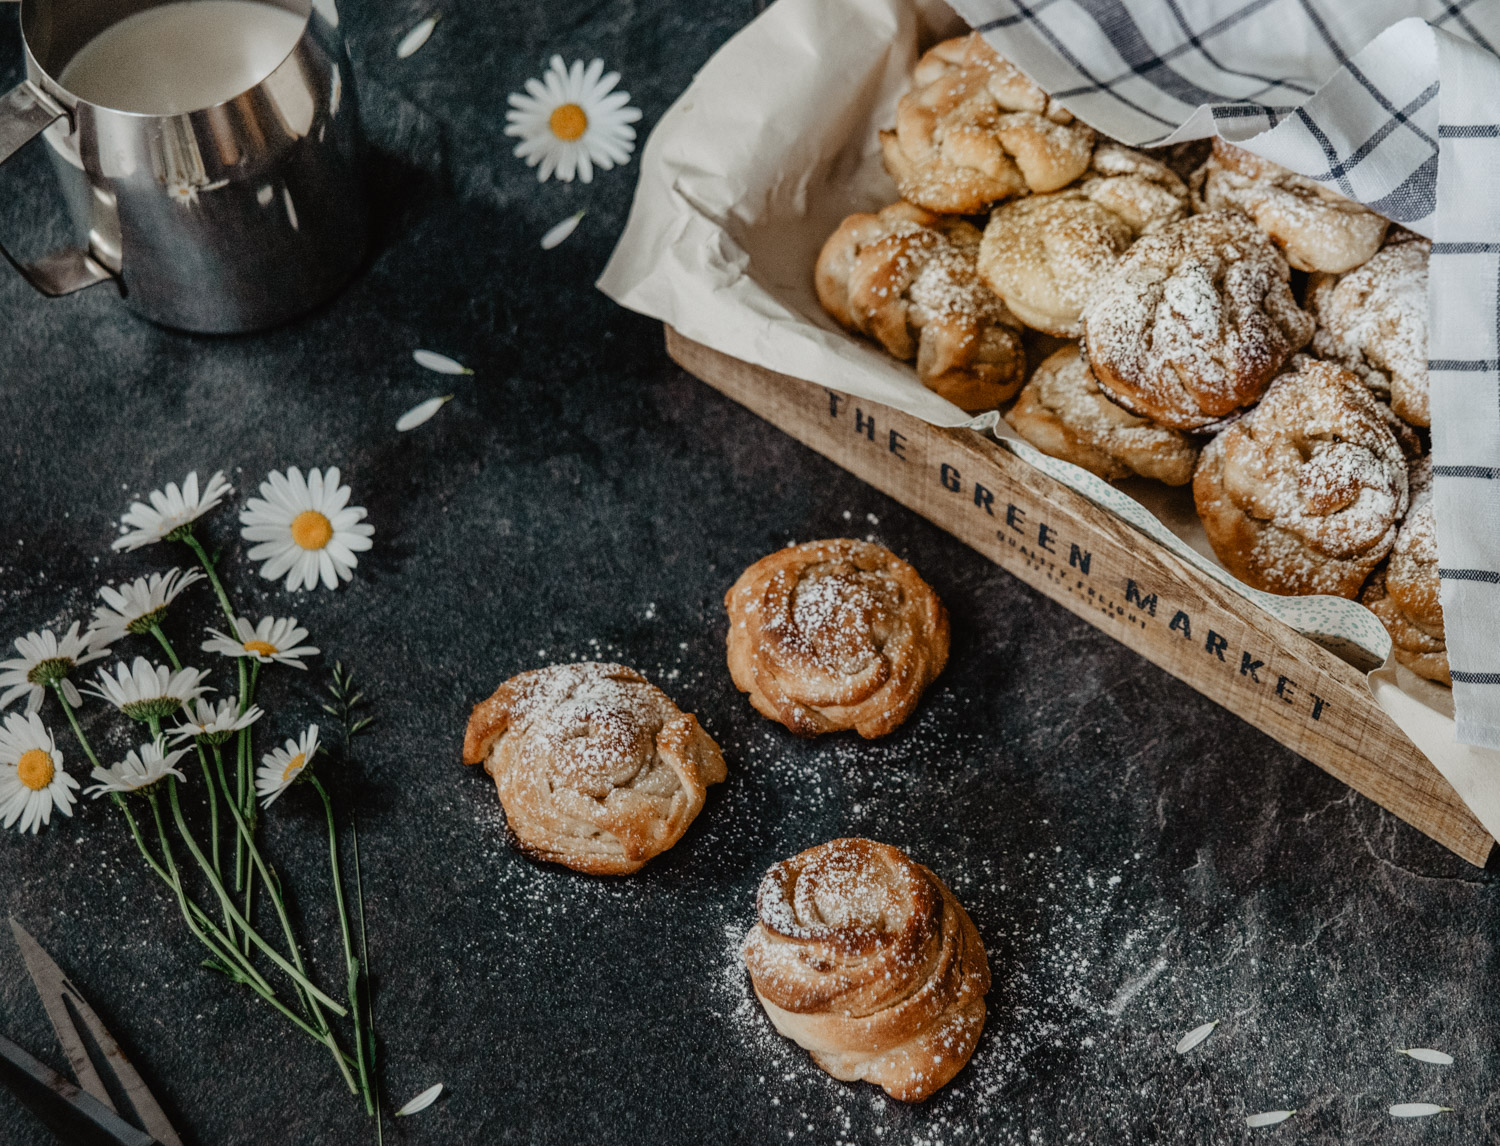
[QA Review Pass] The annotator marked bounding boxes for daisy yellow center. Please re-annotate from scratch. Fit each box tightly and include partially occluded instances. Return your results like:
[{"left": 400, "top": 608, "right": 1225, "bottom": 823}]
[
  {"left": 17, "top": 749, "right": 54, "bottom": 791},
  {"left": 549, "top": 103, "right": 588, "bottom": 141},
  {"left": 291, "top": 510, "right": 334, "bottom": 550},
  {"left": 282, "top": 753, "right": 306, "bottom": 783},
  {"left": 243, "top": 640, "right": 279, "bottom": 657}
]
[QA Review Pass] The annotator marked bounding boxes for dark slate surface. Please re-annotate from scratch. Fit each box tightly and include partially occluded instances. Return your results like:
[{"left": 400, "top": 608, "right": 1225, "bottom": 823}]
[{"left": 1, "top": 2, "right": 1497, "bottom": 1144}]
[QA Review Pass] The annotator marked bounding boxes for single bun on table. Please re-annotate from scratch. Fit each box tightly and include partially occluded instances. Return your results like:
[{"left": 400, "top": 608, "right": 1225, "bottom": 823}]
[
  {"left": 725, "top": 539, "right": 948, "bottom": 738},
  {"left": 978, "top": 143, "right": 1189, "bottom": 337},
  {"left": 879, "top": 32, "right": 1094, "bottom": 215},
  {"left": 462, "top": 662, "right": 726, "bottom": 875},
  {"left": 815, "top": 202, "right": 1026, "bottom": 412},
  {"left": 1193, "top": 358, "right": 1409, "bottom": 598},
  {"left": 1192, "top": 138, "right": 1388, "bottom": 273},
  {"left": 1006, "top": 343, "right": 1200, "bottom": 485},
  {"left": 1361, "top": 457, "right": 1449, "bottom": 683},
  {"left": 742, "top": 838, "right": 990, "bottom": 1102},
  {"left": 1080, "top": 211, "right": 1314, "bottom": 430},
  {"left": 1309, "top": 236, "right": 1431, "bottom": 427}
]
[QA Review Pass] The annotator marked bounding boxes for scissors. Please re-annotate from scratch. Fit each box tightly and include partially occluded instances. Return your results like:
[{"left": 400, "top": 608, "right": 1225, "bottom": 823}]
[{"left": 1, "top": 919, "right": 183, "bottom": 1146}]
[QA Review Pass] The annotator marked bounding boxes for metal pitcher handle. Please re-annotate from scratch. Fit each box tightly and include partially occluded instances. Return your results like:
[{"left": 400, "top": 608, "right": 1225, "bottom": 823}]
[{"left": 0, "top": 81, "right": 113, "bottom": 296}]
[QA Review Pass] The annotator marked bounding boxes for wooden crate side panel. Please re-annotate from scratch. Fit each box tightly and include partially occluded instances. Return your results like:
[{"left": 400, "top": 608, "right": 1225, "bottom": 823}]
[{"left": 667, "top": 330, "right": 1493, "bottom": 865}]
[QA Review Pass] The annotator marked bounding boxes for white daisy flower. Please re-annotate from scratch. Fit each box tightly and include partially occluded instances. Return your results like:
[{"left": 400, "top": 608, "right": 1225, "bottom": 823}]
[
  {"left": 0, "top": 623, "right": 111, "bottom": 713},
  {"left": 169, "top": 697, "right": 265, "bottom": 746},
  {"left": 202, "top": 615, "right": 319, "bottom": 669},
  {"left": 86, "top": 736, "right": 189, "bottom": 797},
  {"left": 257, "top": 724, "right": 320, "bottom": 807},
  {"left": 113, "top": 470, "right": 232, "bottom": 551},
  {"left": 239, "top": 467, "right": 374, "bottom": 592},
  {"left": 0, "top": 712, "right": 78, "bottom": 833},
  {"left": 86, "top": 657, "right": 212, "bottom": 723},
  {"left": 89, "top": 567, "right": 205, "bottom": 645},
  {"left": 504, "top": 56, "right": 641, "bottom": 183}
]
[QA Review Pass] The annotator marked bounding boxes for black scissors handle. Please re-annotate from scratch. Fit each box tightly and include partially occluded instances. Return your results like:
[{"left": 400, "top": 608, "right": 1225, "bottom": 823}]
[{"left": 0, "top": 1032, "right": 156, "bottom": 1146}]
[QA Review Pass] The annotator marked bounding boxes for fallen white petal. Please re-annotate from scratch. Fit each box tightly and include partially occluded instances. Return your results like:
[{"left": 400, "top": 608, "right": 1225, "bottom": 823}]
[
  {"left": 413, "top": 349, "right": 472, "bottom": 375},
  {"left": 1244, "top": 1110, "right": 1295, "bottom": 1128},
  {"left": 540, "top": 211, "right": 585, "bottom": 250},
  {"left": 395, "top": 1083, "right": 444, "bottom": 1117},
  {"left": 1390, "top": 1103, "right": 1451, "bottom": 1118},
  {"left": 1398, "top": 1048, "right": 1454, "bottom": 1065},
  {"left": 396, "top": 14, "right": 438, "bottom": 58},
  {"left": 1174, "top": 1019, "right": 1219, "bottom": 1055},
  {"left": 396, "top": 395, "right": 453, "bottom": 432}
]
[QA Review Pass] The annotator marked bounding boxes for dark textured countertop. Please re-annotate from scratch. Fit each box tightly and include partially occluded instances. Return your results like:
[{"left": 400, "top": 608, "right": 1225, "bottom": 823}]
[{"left": 1, "top": 2, "right": 1497, "bottom": 1144}]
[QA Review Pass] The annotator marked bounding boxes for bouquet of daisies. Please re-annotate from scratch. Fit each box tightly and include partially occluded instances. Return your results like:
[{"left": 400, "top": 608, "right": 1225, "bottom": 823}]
[{"left": 0, "top": 467, "right": 380, "bottom": 1113}]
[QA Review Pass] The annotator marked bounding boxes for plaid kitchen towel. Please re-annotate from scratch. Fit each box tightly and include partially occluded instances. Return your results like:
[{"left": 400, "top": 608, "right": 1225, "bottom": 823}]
[{"left": 945, "top": 0, "right": 1500, "bottom": 749}]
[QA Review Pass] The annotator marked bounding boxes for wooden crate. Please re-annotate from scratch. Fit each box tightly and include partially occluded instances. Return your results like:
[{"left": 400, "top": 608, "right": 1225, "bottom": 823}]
[{"left": 667, "top": 327, "right": 1495, "bottom": 867}]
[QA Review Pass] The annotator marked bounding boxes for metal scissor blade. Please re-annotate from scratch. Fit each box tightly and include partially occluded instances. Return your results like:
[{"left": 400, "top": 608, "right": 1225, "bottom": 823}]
[
  {"left": 0, "top": 1032, "right": 155, "bottom": 1146},
  {"left": 9, "top": 919, "right": 184, "bottom": 1146}
]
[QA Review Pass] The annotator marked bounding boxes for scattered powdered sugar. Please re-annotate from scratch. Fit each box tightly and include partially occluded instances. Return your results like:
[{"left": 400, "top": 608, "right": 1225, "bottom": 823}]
[
  {"left": 713, "top": 856, "right": 1178, "bottom": 1145},
  {"left": 700, "top": 707, "right": 1180, "bottom": 1143}
]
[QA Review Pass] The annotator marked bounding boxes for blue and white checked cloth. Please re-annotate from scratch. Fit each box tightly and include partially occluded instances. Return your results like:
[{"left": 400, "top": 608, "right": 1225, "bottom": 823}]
[{"left": 945, "top": 0, "right": 1500, "bottom": 749}]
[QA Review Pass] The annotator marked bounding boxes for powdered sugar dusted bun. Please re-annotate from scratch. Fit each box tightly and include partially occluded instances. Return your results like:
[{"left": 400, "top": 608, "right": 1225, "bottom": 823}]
[
  {"left": 725, "top": 539, "right": 948, "bottom": 738},
  {"left": 815, "top": 203, "right": 1026, "bottom": 412},
  {"left": 1362, "top": 567, "right": 1449, "bottom": 685},
  {"left": 1006, "top": 344, "right": 1199, "bottom": 484},
  {"left": 742, "top": 838, "right": 990, "bottom": 1102},
  {"left": 461, "top": 662, "right": 727, "bottom": 875},
  {"left": 978, "top": 143, "right": 1189, "bottom": 336},
  {"left": 1309, "top": 237, "right": 1430, "bottom": 427},
  {"left": 1081, "top": 211, "right": 1313, "bottom": 430},
  {"left": 1193, "top": 358, "right": 1409, "bottom": 597},
  {"left": 1365, "top": 455, "right": 1449, "bottom": 682},
  {"left": 879, "top": 33, "right": 1094, "bottom": 214},
  {"left": 1192, "top": 138, "right": 1388, "bottom": 273}
]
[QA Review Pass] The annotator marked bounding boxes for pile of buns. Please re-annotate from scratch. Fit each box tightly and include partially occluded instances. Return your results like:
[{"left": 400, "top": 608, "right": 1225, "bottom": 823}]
[{"left": 816, "top": 32, "right": 1445, "bottom": 685}]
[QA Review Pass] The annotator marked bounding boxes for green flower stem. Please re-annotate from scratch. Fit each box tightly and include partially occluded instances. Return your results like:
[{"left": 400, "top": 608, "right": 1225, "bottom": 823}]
[
  {"left": 196, "top": 745, "right": 230, "bottom": 931},
  {"left": 181, "top": 528, "right": 255, "bottom": 927},
  {"left": 181, "top": 530, "right": 238, "bottom": 629},
  {"left": 115, "top": 795, "right": 175, "bottom": 887},
  {"left": 118, "top": 797, "right": 223, "bottom": 945},
  {"left": 353, "top": 819, "right": 380, "bottom": 1128},
  {"left": 210, "top": 749, "right": 319, "bottom": 1021},
  {"left": 149, "top": 624, "right": 182, "bottom": 671},
  {"left": 233, "top": 714, "right": 249, "bottom": 899},
  {"left": 163, "top": 779, "right": 348, "bottom": 1017},
  {"left": 312, "top": 776, "right": 373, "bottom": 1114},
  {"left": 143, "top": 792, "right": 273, "bottom": 999},
  {"left": 140, "top": 793, "right": 343, "bottom": 1055},
  {"left": 236, "top": 659, "right": 263, "bottom": 954},
  {"left": 51, "top": 684, "right": 103, "bottom": 772}
]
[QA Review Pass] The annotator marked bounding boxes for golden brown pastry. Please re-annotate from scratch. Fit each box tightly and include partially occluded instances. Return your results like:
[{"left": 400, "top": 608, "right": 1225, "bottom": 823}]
[
  {"left": 742, "top": 838, "right": 990, "bottom": 1102},
  {"left": 725, "top": 539, "right": 948, "bottom": 738},
  {"left": 462, "top": 662, "right": 726, "bottom": 875},
  {"left": 1006, "top": 344, "right": 1199, "bottom": 484},
  {"left": 1308, "top": 237, "right": 1430, "bottom": 427},
  {"left": 815, "top": 202, "right": 1027, "bottom": 412},
  {"left": 880, "top": 33, "right": 1094, "bottom": 214},
  {"left": 1081, "top": 211, "right": 1314, "bottom": 430},
  {"left": 1193, "top": 358, "right": 1408, "bottom": 597},
  {"left": 1361, "top": 457, "right": 1448, "bottom": 683},
  {"left": 1192, "top": 138, "right": 1387, "bottom": 273},
  {"left": 978, "top": 143, "right": 1189, "bottom": 336}
]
